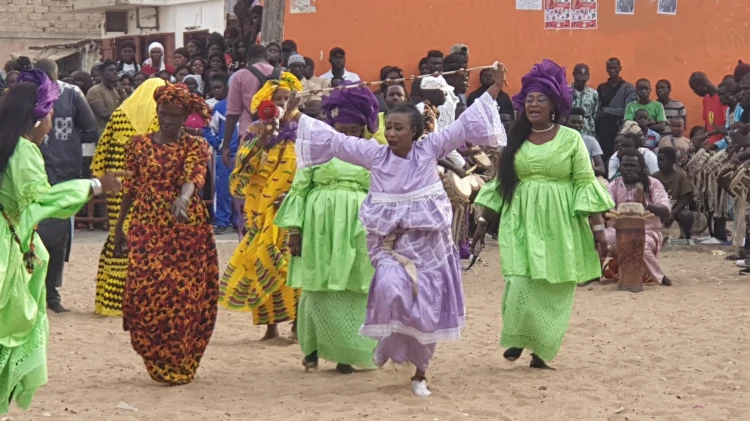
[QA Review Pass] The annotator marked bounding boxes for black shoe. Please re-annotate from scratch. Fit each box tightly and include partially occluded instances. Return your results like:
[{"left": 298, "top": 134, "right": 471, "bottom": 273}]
[
  {"left": 48, "top": 302, "right": 70, "bottom": 313},
  {"left": 503, "top": 347, "right": 523, "bottom": 361},
  {"left": 214, "top": 225, "right": 228, "bottom": 235},
  {"left": 336, "top": 364, "right": 354, "bottom": 374},
  {"left": 302, "top": 351, "right": 318, "bottom": 371},
  {"left": 530, "top": 354, "right": 555, "bottom": 370}
]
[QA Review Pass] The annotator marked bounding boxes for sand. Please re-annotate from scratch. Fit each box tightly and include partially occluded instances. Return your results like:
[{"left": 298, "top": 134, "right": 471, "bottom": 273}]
[{"left": 5, "top": 231, "right": 750, "bottom": 421}]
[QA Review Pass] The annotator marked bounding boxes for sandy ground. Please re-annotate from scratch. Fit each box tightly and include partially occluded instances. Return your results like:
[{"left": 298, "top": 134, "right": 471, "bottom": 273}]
[{"left": 5, "top": 231, "right": 750, "bottom": 421}]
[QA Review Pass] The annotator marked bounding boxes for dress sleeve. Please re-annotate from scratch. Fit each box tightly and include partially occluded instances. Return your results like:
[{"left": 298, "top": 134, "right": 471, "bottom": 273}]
[
  {"left": 229, "top": 132, "right": 264, "bottom": 198},
  {"left": 183, "top": 136, "right": 210, "bottom": 189},
  {"left": 571, "top": 132, "right": 615, "bottom": 215},
  {"left": 422, "top": 91, "right": 507, "bottom": 160},
  {"left": 296, "top": 114, "right": 382, "bottom": 170},
  {"left": 274, "top": 166, "right": 314, "bottom": 229},
  {"left": 122, "top": 136, "right": 143, "bottom": 197},
  {"left": 474, "top": 178, "right": 505, "bottom": 214},
  {"left": 10, "top": 139, "right": 90, "bottom": 245}
]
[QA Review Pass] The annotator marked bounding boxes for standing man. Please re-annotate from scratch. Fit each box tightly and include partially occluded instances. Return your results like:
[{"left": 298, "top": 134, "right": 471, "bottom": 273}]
[
  {"left": 467, "top": 68, "right": 513, "bottom": 110},
  {"left": 655, "top": 79, "right": 687, "bottom": 136},
  {"left": 596, "top": 58, "right": 636, "bottom": 163},
  {"left": 222, "top": 44, "right": 273, "bottom": 238},
  {"left": 319, "top": 47, "right": 360, "bottom": 82},
  {"left": 281, "top": 39, "right": 297, "bottom": 67},
  {"left": 442, "top": 53, "right": 468, "bottom": 105},
  {"left": 86, "top": 60, "right": 124, "bottom": 134},
  {"left": 411, "top": 50, "right": 444, "bottom": 104},
  {"left": 570, "top": 63, "right": 598, "bottom": 137},
  {"left": 35, "top": 59, "right": 99, "bottom": 312}
]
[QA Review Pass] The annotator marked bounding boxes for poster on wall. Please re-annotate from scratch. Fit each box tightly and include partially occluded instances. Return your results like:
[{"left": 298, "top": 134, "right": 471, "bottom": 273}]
[
  {"left": 615, "top": 0, "right": 634, "bottom": 15},
  {"left": 571, "top": 0, "right": 597, "bottom": 29},
  {"left": 291, "top": 0, "right": 317, "bottom": 14},
  {"left": 657, "top": 0, "right": 677, "bottom": 15},
  {"left": 544, "top": 0, "right": 571, "bottom": 29},
  {"left": 517, "top": 0, "right": 543, "bottom": 10}
]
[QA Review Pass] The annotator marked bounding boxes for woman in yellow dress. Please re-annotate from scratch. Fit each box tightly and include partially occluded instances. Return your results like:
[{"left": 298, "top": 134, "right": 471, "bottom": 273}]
[
  {"left": 90, "top": 79, "right": 166, "bottom": 316},
  {"left": 219, "top": 73, "right": 303, "bottom": 340}
]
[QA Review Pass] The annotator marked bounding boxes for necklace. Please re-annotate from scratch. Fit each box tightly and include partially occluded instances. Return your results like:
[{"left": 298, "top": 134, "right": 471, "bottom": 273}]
[{"left": 531, "top": 124, "right": 555, "bottom": 133}]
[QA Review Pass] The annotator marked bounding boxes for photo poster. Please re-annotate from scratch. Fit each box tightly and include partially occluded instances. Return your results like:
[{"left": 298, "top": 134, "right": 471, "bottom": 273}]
[
  {"left": 544, "top": 0, "right": 571, "bottom": 29},
  {"left": 615, "top": 0, "right": 634, "bottom": 15},
  {"left": 657, "top": 0, "right": 677, "bottom": 15},
  {"left": 517, "top": 0, "right": 543, "bottom": 10},
  {"left": 571, "top": 0, "right": 597, "bottom": 29}
]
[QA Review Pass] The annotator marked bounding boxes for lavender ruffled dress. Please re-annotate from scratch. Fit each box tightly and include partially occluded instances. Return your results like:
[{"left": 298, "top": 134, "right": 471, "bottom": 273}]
[{"left": 294, "top": 92, "right": 507, "bottom": 371}]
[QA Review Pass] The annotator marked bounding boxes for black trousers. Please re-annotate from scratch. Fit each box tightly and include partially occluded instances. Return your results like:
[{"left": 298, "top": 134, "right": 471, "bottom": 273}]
[{"left": 36, "top": 218, "right": 71, "bottom": 307}]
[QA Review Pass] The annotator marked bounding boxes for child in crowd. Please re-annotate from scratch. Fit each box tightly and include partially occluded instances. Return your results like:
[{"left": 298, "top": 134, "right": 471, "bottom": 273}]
[
  {"left": 657, "top": 118, "right": 692, "bottom": 167},
  {"left": 635, "top": 109, "right": 662, "bottom": 151}
]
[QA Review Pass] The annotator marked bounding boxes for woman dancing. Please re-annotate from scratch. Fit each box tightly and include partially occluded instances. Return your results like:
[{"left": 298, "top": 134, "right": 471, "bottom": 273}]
[
  {"left": 1, "top": 71, "right": 124, "bottom": 413},
  {"left": 219, "top": 72, "right": 303, "bottom": 340},
  {"left": 275, "top": 83, "right": 379, "bottom": 374},
  {"left": 473, "top": 60, "right": 613, "bottom": 369},
  {"left": 286, "top": 62, "right": 508, "bottom": 396},
  {"left": 91, "top": 78, "right": 166, "bottom": 316},
  {"left": 114, "top": 83, "right": 218, "bottom": 385}
]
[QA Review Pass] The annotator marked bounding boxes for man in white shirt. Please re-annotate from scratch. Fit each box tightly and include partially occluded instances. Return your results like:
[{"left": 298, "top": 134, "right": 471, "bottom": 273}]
[{"left": 319, "top": 47, "right": 361, "bottom": 82}]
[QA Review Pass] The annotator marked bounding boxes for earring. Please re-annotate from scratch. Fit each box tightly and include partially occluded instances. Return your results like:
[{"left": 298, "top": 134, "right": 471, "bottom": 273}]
[
  {"left": 34, "top": 121, "right": 41, "bottom": 128},
  {"left": 551, "top": 111, "right": 556, "bottom": 121}
]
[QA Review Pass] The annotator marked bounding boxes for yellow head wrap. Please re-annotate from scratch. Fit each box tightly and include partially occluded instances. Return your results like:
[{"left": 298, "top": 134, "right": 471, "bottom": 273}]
[{"left": 250, "top": 71, "right": 303, "bottom": 114}]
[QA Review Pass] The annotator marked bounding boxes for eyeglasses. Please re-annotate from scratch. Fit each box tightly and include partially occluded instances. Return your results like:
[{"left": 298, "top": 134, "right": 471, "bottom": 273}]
[{"left": 524, "top": 96, "right": 550, "bottom": 106}]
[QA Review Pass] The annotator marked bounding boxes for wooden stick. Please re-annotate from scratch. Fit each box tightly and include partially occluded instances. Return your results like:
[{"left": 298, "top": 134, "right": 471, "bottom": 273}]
[{"left": 299, "top": 64, "right": 507, "bottom": 95}]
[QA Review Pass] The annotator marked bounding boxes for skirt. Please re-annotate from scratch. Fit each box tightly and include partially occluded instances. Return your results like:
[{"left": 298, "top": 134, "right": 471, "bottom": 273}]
[
  {"left": 298, "top": 290, "right": 376, "bottom": 367},
  {"left": 500, "top": 275, "right": 576, "bottom": 361}
]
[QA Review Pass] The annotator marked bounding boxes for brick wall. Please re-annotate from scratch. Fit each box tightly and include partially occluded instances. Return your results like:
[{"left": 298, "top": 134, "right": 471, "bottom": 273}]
[{"left": 0, "top": 0, "right": 102, "bottom": 37}]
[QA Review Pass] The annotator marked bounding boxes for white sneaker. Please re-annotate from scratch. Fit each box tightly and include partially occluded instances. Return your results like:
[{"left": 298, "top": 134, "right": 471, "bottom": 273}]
[
  {"left": 736, "top": 259, "right": 750, "bottom": 268},
  {"left": 687, "top": 239, "right": 695, "bottom": 246},
  {"left": 411, "top": 379, "right": 431, "bottom": 397}
]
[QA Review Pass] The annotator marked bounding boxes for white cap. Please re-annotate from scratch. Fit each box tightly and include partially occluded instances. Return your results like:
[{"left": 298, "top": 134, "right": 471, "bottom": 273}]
[{"left": 421, "top": 76, "right": 454, "bottom": 92}]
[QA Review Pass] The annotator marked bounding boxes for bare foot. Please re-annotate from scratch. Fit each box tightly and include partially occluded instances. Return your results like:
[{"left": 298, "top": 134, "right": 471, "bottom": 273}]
[{"left": 261, "top": 324, "right": 279, "bottom": 340}]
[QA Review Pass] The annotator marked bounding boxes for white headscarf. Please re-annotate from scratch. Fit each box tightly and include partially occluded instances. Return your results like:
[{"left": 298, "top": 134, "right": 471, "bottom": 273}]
[
  {"left": 142, "top": 42, "right": 166, "bottom": 71},
  {"left": 183, "top": 74, "right": 204, "bottom": 95}
]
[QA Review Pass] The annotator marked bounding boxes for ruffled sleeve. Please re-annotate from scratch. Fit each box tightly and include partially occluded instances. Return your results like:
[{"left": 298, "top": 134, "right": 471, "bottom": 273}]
[
  {"left": 423, "top": 91, "right": 507, "bottom": 160},
  {"left": 274, "top": 166, "right": 314, "bottom": 229},
  {"left": 182, "top": 135, "right": 210, "bottom": 189},
  {"left": 474, "top": 178, "right": 505, "bottom": 214},
  {"left": 296, "top": 114, "right": 383, "bottom": 170},
  {"left": 571, "top": 132, "right": 615, "bottom": 215},
  {"left": 9, "top": 139, "right": 91, "bottom": 245},
  {"left": 229, "top": 132, "right": 264, "bottom": 198}
]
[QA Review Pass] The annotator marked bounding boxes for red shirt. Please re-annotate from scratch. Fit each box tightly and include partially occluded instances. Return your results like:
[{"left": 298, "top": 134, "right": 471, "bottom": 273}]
[
  {"left": 703, "top": 93, "right": 727, "bottom": 145},
  {"left": 141, "top": 63, "right": 175, "bottom": 77}
]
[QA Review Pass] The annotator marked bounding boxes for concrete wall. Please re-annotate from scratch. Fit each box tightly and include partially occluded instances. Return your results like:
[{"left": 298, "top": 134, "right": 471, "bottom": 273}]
[
  {"left": 285, "top": 0, "right": 750, "bottom": 128},
  {"left": 0, "top": 0, "right": 101, "bottom": 64}
]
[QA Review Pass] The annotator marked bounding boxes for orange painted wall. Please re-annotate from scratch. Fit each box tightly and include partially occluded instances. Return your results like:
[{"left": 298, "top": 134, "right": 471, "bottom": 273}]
[{"left": 285, "top": 0, "right": 749, "bottom": 129}]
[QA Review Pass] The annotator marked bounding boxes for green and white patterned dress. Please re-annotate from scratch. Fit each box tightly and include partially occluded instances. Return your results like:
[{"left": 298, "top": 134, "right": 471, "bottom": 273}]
[{"left": 275, "top": 158, "right": 377, "bottom": 367}]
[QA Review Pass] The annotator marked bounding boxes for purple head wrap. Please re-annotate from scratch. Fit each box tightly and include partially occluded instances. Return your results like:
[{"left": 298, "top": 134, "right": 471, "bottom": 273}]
[
  {"left": 16, "top": 69, "right": 60, "bottom": 120},
  {"left": 512, "top": 59, "right": 572, "bottom": 119},
  {"left": 321, "top": 81, "right": 380, "bottom": 133}
]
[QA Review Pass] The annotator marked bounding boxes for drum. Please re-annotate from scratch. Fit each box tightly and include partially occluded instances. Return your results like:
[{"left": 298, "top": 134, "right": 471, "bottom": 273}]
[
  {"left": 473, "top": 152, "right": 492, "bottom": 173},
  {"left": 662, "top": 222, "right": 683, "bottom": 241},
  {"left": 687, "top": 148, "right": 710, "bottom": 174},
  {"left": 613, "top": 202, "right": 648, "bottom": 293},
  {"left": 692, "top": 211, "right": 708, "bottom": 235},
  {"left": 718, "top": 161, "right": 739, "bottom": 193},
  {"left": 468, "top": 175, "right": 486, "bottom": 202},
  {"left": 442, "top": 171, "right": 472, "bottom": 205},
  {"left": 730, "top": 166, "right": 750, "bottom": 197}
]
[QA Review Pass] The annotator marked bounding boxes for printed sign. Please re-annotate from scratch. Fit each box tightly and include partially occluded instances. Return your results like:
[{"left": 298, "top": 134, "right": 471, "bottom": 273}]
[
  {"left": 291, "top": 0, "right": 317, "bottom": 14},
  {"left": 517, "top": 0, "right": 543, "bottom": 10},
  {"left": 544, "top": 0, "right": 571, "bottom": 29},
  {"left": 571, "top": 0, "right": 597, "bottom": 29}
]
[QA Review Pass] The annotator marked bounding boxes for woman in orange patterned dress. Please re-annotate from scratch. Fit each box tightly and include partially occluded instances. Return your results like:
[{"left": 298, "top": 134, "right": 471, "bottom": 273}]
[{"left": 113, "top": 83, "right": 218, "bottom": 385}]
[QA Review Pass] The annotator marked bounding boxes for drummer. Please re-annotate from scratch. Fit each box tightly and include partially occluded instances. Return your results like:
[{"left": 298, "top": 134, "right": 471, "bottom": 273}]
[
  {"left": 606, "top": 149, "right": 673, "bottom": 286},
  {"left": 567, "top": 107, "right": 606, "bottom": 177},
  {"left": 654, "top": 147, "right": 694, "bottom": 244}
]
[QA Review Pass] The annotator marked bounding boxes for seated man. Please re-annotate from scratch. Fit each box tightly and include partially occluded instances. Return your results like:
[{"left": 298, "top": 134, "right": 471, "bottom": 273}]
[
  {"left": 606, "top": 149, "right": 673, "bottom": 286},
  {"left": 654, "top": 147, "right": 694, "bottom": 244}
]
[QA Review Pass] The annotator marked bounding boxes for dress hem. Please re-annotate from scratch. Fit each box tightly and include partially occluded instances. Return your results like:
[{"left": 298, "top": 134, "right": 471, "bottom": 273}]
[{"left": 359, "top": 316, "right": 466, "bottom": 345}]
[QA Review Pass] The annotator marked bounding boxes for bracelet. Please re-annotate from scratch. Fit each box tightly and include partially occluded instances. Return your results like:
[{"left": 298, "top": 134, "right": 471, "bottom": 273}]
[
  {"left": 288, "top": 227, "right": 301, "bottom": 235},
  {"left": 478, "top": 216, "right": 488, "bottom": 224},
  {"left": 179, "top": 195, "right": 191, "bottom": 203},
  {"left": 90, "top": 178, "right": 103, "bottom": 196},
  {"left": 591, "top": 224, "right": 605, "bottom": 232}
]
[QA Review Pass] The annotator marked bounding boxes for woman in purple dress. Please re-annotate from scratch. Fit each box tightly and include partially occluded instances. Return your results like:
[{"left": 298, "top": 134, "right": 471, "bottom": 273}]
[{"left": 284, "top": 63, "right": 508, "bottom": 396}]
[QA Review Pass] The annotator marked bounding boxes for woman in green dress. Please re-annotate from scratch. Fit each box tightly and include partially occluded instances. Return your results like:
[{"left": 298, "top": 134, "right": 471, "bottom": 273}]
[
  {"left": 472, "top": 60, "right": 614, "bottom": 369},
  {"left": 1, "top": 71, "right": 124, "bottom": 413},
  {"left": 275, "top": 83, "right": 380, "bottom": 374}
]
